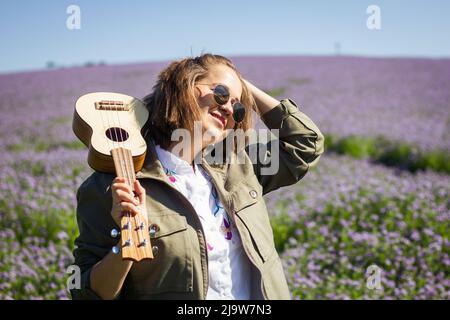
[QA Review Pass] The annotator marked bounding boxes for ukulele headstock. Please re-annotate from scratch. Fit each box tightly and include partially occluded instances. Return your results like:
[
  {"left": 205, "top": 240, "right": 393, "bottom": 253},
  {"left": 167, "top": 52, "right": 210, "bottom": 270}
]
[{"left": 111, "top": 212, "right": 153, "bottom": 261}]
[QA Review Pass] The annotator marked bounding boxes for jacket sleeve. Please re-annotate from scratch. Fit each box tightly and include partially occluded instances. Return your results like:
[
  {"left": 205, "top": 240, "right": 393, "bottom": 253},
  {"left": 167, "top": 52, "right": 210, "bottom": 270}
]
[
  {"left": 245, "top": 98, "right": 325, "bottom": 195},
  {"left": 70, "top": 171, "right": 117, "bottom": 300}
]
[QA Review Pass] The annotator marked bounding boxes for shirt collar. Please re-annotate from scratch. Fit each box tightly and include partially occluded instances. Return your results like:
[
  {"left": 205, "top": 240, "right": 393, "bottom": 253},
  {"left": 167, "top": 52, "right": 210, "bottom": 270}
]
[
  {"left": 154, "top": 144, "right": 198, "bottom": 175},
  {"left": 137, "top": 133, "right": 229, "bottom": 181}
]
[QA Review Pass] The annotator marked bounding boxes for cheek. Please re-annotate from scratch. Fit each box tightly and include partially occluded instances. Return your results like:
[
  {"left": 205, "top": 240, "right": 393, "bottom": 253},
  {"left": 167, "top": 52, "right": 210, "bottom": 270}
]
[
  {"left": 197, "top": 90, "right": 215, "bottom": 109},
  {"left": 201, "top": 112, "right": 216, "bottom": 132},
  {"left": 197, "top": 96, "right": 213, "bottom": 123},
  {"left": 226, "top": 116, "right": 235, "bottom": 129},
  {"left": 197, "top": 94, "right": 210, "bottom": 107},
  {"left": 197, "top": 99, "right": 211, "bottom": 119}
]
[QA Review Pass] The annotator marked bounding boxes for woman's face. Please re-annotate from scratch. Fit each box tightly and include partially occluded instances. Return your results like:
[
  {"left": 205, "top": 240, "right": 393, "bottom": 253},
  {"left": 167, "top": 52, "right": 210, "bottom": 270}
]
[{"left": 195, "top": 64, "right": 242, "bottom": 145}]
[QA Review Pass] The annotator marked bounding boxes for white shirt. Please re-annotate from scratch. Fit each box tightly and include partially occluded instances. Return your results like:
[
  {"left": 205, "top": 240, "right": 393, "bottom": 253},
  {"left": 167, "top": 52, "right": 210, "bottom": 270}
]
[{"left": 155, "top": 144, "right": 252, "bottom": 300}]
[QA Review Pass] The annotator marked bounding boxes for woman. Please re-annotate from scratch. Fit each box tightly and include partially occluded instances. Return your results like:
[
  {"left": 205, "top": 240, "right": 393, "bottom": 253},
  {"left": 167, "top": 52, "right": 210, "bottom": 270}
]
[{"left": 71, "top": 54, "right": 324, "bottom": 300}]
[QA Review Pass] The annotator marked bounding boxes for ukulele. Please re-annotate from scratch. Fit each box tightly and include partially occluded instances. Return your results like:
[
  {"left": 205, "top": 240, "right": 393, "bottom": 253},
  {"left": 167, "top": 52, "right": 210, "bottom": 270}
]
[{"left": 73, "top": 92, "right": 153, "bottom": 261}]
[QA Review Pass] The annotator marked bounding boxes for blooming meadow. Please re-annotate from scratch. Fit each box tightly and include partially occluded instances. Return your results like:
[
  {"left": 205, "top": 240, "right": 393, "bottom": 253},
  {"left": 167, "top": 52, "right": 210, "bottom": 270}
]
[
  {"left": 268, "top": 154, "right": 449, "bottom": 299},
  {"left": 0, "top": 56, "right": 449, "bottom": 299}
]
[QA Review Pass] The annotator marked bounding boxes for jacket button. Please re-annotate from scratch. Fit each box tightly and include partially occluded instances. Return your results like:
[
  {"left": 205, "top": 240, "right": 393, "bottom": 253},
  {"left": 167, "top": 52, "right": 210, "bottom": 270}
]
[
  {"left": 152, "top": 245, "right": 159, "bottom": 257},
  {"left": 249, "top": 190, "right": 257, "bottom": 199},
  {"left": 149, "top": 224, "right": 160, "bottom": 238}
]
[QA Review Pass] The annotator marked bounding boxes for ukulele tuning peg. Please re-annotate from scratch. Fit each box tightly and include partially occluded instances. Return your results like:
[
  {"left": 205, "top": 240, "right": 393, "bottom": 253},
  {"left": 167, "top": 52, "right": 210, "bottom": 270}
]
[
  {"left": 112, "top": 245, "right": 121, "bottom": 254},
  {"left": 111, "top": 228, "right": 121, "bottom": 238}
]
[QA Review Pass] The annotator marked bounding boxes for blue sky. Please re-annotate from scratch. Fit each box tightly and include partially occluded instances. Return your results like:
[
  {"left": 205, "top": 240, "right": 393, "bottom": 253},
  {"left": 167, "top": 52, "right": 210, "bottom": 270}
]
[{"left": 1, "top": 0, "right": 449, "bottom": 74}]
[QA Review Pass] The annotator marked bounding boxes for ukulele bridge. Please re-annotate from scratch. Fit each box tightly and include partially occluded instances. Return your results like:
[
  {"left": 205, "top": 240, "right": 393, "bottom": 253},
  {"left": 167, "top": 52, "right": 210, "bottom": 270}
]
[{"left": 95, "top": 100, "right": 130, "bottom": 111}]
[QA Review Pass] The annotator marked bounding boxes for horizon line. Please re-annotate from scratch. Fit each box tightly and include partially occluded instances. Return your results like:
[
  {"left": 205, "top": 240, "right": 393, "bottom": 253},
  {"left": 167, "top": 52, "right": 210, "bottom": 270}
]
[{"left": 2, "top": 52, "right": 450, "bottom": 76}]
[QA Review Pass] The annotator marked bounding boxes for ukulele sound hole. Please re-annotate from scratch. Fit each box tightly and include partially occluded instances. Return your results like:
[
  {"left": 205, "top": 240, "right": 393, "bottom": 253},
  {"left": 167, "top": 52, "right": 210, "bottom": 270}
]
[{"left": 106, "top": 127, "right": 129, "bottom": 142}]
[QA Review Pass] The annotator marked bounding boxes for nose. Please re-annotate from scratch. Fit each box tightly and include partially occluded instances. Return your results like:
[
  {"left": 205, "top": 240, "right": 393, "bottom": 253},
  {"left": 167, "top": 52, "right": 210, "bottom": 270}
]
[{"left": 218, "top": 100, "right": 233, "bottom": 117}]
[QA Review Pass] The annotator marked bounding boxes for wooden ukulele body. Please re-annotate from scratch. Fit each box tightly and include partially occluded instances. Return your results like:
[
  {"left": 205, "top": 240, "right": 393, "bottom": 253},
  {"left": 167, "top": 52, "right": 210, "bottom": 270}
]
[{"left": 73, "top": 92, "right": 149, "bottom": 173}]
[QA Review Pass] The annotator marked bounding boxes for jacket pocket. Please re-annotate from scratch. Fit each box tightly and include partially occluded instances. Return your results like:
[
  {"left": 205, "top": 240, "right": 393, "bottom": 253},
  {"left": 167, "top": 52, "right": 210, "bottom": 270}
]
[
  {"left": 125, "top": 213, "right": 194, "bottom": 295},
  {"left": 231, "top": 179, "right": 275, "bottom": 264}
]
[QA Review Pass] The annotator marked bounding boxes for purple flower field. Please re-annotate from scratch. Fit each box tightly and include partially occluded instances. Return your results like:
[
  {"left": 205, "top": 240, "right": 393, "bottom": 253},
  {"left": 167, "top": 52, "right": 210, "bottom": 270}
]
[
  {"left": 235, "top": 56, "right": 450, "bottom": 152},
  {"left": 0, "top": 56, "right": 449, "bottom": 299},
  {"left": 267, "top": 154, "right": 449, "bottom": 299}
]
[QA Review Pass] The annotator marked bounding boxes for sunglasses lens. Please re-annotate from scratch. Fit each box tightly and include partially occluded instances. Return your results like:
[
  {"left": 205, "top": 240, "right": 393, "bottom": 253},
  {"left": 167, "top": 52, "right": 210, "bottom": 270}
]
[
  {"left": 213, "top": 85, "right": 230, "bottom": 105},
  {"left": 232, "top": 102, "right": 246, "bottom": 123}
]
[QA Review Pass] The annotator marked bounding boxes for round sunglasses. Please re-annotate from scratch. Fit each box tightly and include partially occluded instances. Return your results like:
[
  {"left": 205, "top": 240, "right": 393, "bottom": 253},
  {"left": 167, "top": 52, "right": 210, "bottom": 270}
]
[{"left": 196, "top": 83, "right": 246, "bottom": 123}]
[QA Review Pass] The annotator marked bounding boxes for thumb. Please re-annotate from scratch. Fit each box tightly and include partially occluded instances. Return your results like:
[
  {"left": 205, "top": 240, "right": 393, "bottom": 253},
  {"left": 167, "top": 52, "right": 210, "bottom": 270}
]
[{"left": 134, "top": 180, "right": 146, "bottom": 204}]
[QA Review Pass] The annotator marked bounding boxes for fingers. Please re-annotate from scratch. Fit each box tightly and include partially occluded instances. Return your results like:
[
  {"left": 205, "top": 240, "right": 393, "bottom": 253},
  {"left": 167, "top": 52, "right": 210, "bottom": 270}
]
[
  {"left": 133, "top": 180, "right": 146, "bottom": 205},
  {"left": 116, "top": 201, "right": 141, "bottom": 217},
  {"left": 112, "top": 177, "right": 132, "bottom": 194},
  {"left": 112, "top": 178, "right": 141, "bottom": 203},
  {"left": 111, "top": 178, "right": 146, "bottom": 218},
  {"left": 115, "top": 189, "right": 139, "bottom": 206}
]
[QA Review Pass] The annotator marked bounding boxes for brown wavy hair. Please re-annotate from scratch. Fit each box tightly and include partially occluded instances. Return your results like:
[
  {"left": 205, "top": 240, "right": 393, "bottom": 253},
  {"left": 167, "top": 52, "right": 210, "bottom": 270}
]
[{"left": 143, "top": 54, "right": 256, "bottom": 150}]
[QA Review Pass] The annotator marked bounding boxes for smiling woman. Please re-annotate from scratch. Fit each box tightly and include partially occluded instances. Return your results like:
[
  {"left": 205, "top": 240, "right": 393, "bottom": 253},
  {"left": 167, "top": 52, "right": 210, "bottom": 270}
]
[
  {"left": 71, "top": 53, "right": 325, "bottom": 300},
  {"left": 143, "top": 55, "right": 256, "bottom": 154}
]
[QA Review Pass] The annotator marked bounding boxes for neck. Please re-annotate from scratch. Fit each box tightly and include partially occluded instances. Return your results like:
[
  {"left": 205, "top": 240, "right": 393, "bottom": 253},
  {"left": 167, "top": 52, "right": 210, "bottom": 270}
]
[{"left": 167, "top": 139, "right": 204, "bottom": 168}]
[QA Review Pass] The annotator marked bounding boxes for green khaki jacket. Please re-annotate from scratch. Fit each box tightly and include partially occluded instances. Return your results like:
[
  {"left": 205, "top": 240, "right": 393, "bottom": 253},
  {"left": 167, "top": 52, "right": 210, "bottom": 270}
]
[{"left": 71, "top": 99, "right": 324, "bottom": 300}]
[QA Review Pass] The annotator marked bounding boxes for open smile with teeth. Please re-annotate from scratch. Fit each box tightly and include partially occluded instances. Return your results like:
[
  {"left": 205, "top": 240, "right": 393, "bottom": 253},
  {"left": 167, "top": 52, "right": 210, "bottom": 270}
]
[{"left": 209, "top": 111, "right": 226, "bottom": 128}]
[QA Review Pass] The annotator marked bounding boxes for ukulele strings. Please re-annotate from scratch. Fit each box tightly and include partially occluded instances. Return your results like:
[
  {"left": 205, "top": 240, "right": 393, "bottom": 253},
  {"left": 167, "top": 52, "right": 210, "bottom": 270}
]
[
  {"left": 109, "top": 100, "right": 133, "bottom": 247},
  {"left": 122, "top": 105, "right": 147, "bottom": 249},
  {"left": 113, "top": 99, "right": 145, "bottom": 250},
  {"left": 99, "top": 98, "right": 133, "bottom": 248}
]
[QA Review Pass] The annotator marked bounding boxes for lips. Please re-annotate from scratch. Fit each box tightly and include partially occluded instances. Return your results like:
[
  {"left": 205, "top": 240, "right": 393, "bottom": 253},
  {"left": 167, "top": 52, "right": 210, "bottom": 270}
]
[{"left": 209, "top": 111, "right": 226, "bottom": 128}]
